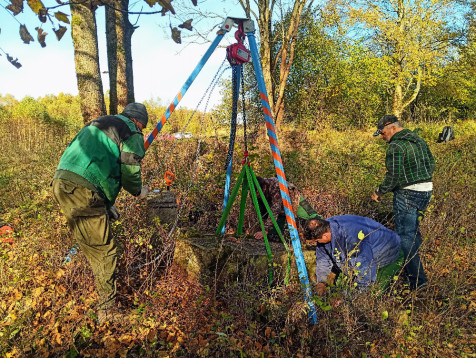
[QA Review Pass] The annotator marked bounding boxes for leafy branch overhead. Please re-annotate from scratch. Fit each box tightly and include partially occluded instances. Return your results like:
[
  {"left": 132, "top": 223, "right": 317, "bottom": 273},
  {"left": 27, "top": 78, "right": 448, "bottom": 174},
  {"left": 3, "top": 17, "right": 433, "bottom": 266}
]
[
  {"left": 6, "top": 0, "right": 71, "bottom": 48},
  {"left": 4, "top": 0, "right": 198, "bottom": 47}
]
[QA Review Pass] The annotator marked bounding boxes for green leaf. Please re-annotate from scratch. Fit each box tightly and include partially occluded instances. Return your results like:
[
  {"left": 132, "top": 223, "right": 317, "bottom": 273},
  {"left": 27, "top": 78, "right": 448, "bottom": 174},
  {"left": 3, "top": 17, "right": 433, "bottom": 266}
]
[
  {"left": 54, "top": 11, "right": 70, "bottom": 24},
  {"left": 381, "top": 310, "right": 388, "bottom": 320},
  {"left": 358, "top": 230, "right": 365, "bottom": 240}
]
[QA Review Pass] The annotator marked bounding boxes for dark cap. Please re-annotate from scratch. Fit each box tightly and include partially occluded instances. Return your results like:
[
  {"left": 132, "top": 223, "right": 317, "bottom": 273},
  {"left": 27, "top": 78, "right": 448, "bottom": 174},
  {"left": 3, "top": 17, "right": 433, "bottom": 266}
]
[
  {"left": 373, "top": 115, "right": 398, "bottom": 136},
  {"left": 121, "top": 103, "right": 148, "bottom": 127}
]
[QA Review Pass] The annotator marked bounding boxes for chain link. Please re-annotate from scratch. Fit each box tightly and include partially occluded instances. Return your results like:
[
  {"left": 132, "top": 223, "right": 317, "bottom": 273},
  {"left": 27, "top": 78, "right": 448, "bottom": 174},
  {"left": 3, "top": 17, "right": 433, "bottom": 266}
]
[
  {"left": 135, "top": 60, "right": 230, "bottom": 270},
  {"left": 241, "top": 64, "right": 248, "bottom": 153},
  {"left": 224, "top": 65, "right": 240, "bottom": 170},
  {"left": 119, "top": 58, "right": 229, "bottom": 219}
]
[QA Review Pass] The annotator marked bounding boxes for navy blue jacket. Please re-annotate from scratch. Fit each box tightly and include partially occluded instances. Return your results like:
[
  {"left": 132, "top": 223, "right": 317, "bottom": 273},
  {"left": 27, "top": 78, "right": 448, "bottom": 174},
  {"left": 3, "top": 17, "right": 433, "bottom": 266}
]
[{"left": 315, "top": 215, "right": 400, "bottom": 288}]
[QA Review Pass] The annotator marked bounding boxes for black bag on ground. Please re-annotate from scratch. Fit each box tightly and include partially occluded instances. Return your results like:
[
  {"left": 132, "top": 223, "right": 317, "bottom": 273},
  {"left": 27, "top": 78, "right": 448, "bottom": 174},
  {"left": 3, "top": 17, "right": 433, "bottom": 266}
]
[{"left": 437, "top": 126, "right": 455, "bottom": 143}]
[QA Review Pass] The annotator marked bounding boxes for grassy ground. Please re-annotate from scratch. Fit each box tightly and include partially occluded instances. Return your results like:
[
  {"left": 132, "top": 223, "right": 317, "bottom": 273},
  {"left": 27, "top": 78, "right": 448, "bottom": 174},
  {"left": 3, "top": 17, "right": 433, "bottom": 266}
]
[{"left": 0, "top": 118, "right": 475, "bottom": 357}]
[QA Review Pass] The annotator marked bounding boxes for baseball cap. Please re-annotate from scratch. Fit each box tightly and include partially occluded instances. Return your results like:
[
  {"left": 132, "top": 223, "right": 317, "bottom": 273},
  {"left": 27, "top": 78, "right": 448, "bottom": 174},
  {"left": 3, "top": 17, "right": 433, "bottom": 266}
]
[{"left": 373, "top": 115, "right": 398, "bottom": 136}]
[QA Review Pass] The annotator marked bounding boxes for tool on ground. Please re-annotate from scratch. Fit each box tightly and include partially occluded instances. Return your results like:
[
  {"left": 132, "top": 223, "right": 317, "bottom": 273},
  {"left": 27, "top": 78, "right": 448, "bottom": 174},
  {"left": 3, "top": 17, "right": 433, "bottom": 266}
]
[{"left": 164, "top": 171, "right": 175, "bottom": 190}]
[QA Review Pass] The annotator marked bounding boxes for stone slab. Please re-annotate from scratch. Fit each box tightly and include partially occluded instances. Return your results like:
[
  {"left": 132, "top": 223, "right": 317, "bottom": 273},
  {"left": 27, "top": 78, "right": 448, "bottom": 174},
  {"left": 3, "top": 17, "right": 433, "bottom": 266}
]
[{"left": 172, "top": 233, "right": 317, "bottom": 286}]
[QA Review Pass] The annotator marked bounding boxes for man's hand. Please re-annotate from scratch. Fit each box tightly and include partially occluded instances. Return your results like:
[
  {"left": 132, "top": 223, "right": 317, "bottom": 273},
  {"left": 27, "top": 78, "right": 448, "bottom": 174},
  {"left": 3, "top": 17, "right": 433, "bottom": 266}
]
[
  {"left": 139, "top": 185, "right": 149, "bottom": 199},
  {"left": 315, "top": 282, "right": 327, "bottom": 296},
  {"left": 371, "top": 192, "right": 381, "bottom": 202},
  {"left": 254, "top": 231, "right": 264, "bottom": 240}
]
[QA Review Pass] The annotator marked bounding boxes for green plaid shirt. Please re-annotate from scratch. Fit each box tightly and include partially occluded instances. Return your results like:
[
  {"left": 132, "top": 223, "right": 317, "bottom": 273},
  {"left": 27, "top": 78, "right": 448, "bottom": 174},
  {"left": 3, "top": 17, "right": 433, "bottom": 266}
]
[{"left": 376, "top": 129, "right": 435, "bottom": 195}]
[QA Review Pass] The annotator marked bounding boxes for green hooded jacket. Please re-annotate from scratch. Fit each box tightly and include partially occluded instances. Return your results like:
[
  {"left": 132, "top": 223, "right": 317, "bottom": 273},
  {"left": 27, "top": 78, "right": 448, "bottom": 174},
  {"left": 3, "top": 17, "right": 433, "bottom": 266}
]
[{"left": 54, "top": 114, "right": 145, "bottom": 209}]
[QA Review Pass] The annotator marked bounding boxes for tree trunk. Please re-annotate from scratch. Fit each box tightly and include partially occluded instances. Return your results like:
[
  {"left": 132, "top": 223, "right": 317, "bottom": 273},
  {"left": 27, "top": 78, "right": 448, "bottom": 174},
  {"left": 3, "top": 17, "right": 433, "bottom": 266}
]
[
  {"left": 105, "top": 4, "right": 118, "bottom": 114},
  {"left": 70, "top": 2, "right": 106, "bottom": 123},
  {"left": 273, "top": 0, "right": 307, "bottom": 128},
  {"left": 392, "top": 82, "right": 403, "bottom": 119},
  {"left": 257, "top": 0, "right": 275, "bottom": 115},
  {"left": 106, "top": 0, "right": 135, "bottom": 114},
  {"left": 122, "top": 0, "right": 135, "bottom": 105},
  {"left": 240, "top": 0, "right": 308, "bottom": 131}
]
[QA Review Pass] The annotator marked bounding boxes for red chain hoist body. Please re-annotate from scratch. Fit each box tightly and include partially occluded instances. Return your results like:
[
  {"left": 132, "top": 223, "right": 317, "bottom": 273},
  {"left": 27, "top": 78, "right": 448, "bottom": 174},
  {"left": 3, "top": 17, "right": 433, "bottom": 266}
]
[{"left": 226, "top": 23, "right": 250, "bottom": 65}]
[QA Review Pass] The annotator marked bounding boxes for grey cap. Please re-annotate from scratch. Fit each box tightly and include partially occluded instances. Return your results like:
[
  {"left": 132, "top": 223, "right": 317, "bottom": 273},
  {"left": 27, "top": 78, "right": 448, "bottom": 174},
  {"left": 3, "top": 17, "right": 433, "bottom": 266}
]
[
  {"left": 121, "top": 103, "right": 148, "bottom": 127},
  {"left": 373, "top": 115, "right": 398, "bottom": 136}
]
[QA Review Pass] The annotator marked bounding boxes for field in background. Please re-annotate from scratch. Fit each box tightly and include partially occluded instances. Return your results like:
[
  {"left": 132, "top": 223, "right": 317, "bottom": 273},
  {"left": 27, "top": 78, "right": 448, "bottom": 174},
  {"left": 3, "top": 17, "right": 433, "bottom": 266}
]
[{"left": 0, "top": 97, "right": 475, "bottom": 357}]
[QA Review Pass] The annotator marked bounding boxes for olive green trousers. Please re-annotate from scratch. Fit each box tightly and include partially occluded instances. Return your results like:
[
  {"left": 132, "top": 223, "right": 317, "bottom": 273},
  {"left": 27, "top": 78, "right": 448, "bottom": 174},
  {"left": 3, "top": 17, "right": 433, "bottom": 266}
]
[{"left": 52, "top": 179, "right": 117, "bottom": 308}]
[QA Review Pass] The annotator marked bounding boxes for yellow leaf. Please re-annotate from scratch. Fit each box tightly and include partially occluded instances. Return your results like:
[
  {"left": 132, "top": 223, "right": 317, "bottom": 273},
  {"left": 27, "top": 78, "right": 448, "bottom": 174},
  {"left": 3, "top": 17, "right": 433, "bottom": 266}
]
[
  {"left": 54, "top": 11, "right": 69, "bottom": 24},
  {"left": 27, "top": 0, "right": 45, "bottom": 14},
  {"left": 118, "top": 334, "right": 132, "bottom": 344},
  {"left": 13, "top": 289, "right": 22, "bottom": 301},
  {"left": 53, "top": 333, "right": 62, "bottom": 346},
  {"left": 33, "top": 287, "right": 45, "bottom": 297},
  {"left": 358, "top": 230, "right": 365, "bottom": 240},
  {"left": 55, "top": 269, "right": 65, "bottom": 279}
]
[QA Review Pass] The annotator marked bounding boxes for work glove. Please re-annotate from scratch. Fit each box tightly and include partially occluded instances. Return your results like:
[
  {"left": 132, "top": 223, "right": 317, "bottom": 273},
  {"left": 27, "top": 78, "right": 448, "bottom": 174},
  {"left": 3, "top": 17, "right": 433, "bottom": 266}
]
[
  {"left": 107, "top": 206, "right": 120, "bottom": 222},
  {"left": 139, "top": 185, "right": 149, "bottom": 199}
]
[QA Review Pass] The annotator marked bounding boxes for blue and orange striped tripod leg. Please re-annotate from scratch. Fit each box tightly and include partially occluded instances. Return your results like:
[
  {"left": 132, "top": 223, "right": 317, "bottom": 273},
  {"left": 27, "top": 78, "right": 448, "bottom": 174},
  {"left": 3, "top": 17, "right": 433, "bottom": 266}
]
[{"left": 246, "top": 29, "right": 318, "bottom": 325}]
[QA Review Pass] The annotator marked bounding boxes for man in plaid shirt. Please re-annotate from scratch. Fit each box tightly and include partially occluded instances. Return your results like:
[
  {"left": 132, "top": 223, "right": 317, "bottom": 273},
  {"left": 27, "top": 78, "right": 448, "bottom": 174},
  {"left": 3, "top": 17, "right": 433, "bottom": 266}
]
[{"left": 371, "top": 115, "right": 435, "bottom": 290}]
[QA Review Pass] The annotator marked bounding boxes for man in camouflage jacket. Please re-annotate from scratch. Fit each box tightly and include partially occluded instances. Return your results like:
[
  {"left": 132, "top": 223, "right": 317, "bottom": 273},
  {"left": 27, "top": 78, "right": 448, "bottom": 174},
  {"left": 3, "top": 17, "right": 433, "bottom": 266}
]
[{"left": 52, "top": 103, "right": 149, "bottom": 321}]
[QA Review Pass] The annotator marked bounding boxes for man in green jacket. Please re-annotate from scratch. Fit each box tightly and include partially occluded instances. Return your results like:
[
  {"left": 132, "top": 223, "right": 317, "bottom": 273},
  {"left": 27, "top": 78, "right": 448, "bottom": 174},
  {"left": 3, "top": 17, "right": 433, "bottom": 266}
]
[
  {"left": 371, "top": 115, "right": 435, "bottom": 291},
  {"left": 52, "top": 103, "right": 149, "bottom": 322}
]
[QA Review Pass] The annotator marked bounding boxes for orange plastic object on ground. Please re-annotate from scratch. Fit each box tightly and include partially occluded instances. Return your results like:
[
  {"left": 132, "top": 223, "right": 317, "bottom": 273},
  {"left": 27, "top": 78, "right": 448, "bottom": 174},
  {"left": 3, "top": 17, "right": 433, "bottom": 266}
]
[
  {"left": 164, "top": 171, "right": 176, "bottom": 190},
  {"left": 0, "top": 225, "right": 14, "bottom": 243}
]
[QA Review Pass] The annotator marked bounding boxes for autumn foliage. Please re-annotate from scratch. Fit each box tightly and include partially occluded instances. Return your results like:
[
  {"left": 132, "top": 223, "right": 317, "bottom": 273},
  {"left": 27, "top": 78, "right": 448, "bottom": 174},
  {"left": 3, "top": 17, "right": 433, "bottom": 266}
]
[{"left": 0, "top": 96, "right": 475, "bottom": 357}]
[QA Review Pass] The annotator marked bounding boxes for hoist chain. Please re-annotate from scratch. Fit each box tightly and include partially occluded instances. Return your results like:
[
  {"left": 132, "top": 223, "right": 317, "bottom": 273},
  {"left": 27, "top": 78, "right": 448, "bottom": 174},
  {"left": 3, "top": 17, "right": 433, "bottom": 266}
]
[
  {"left": 224, "top": 65, "right": 240, "bottom": 170},
  {"left": 241, "top": 64, "right": 248, "bottom": 153},
  {"left": 136, "top": 61, "right": 229, "bottom": 271},
  {"left": 142, "top": 58, "right": 229, "bottom": 192}
]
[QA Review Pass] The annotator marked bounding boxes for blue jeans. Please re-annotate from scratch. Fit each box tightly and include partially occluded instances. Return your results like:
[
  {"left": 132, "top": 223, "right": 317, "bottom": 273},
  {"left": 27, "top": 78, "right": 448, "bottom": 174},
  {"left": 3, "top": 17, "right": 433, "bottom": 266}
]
[{"left": 393, "top": 189, "right": 432, "bottom": 290}]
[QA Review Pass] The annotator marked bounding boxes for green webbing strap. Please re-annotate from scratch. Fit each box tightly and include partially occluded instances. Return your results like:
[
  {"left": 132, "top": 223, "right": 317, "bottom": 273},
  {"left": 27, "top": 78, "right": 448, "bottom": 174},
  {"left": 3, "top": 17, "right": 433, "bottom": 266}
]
[
  {"left": 236, "top": 171, "right": 249, "bottom": 235},
  {"left": 245, "top": 165, "right": 273, "bottom": 284},
  {"left": 216, "top": 167, "right": 246, "bottom": 233},
  {"left": 249, "top": 168, "right": 291, "bottom": 284},
  {"left": 216, "top": 163, "right": 292, "bottom": 285}
]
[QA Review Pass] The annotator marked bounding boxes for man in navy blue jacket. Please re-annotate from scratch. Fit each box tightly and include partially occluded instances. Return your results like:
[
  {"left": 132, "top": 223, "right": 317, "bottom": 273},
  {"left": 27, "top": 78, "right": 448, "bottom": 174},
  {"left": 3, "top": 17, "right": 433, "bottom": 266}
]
[{"left": 303, "top": 215, "right": 401, "bottom": 294}]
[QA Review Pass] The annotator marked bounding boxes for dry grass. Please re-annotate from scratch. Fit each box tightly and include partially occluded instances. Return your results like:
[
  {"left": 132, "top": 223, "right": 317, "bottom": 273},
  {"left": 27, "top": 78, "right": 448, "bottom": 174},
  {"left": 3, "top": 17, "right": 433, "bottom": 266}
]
[{"left": 0, "top": 115, "right": 474, "bottom": 357}]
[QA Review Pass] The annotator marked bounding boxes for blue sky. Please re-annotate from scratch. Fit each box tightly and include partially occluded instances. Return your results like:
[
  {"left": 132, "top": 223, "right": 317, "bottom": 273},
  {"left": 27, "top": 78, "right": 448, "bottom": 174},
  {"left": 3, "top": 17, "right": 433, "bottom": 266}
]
[{"left": 0, "top": 1, "right": 246, "bottom": 109}]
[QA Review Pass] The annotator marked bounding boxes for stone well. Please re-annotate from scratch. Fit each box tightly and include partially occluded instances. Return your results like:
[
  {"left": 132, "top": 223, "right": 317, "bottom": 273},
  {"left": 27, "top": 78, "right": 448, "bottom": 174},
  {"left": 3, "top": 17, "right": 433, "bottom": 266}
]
[
  {"left": 145, "top": 191, "right": 317, "bottom": 285},
  {"left": 172, "top": 232, "right": 317, "bottom": 286}
]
